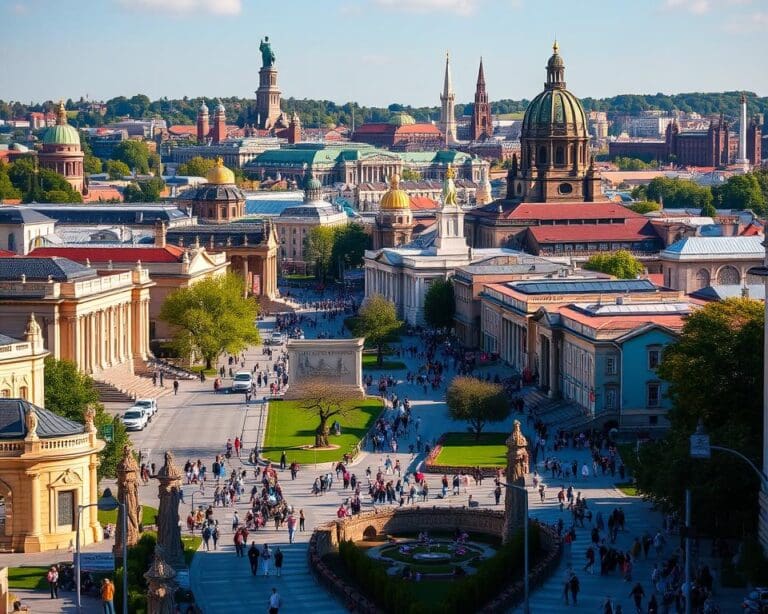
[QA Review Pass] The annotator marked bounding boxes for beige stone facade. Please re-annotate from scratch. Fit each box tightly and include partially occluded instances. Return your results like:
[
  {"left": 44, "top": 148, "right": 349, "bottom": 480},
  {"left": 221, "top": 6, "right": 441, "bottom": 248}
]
[{"left": 0, "top": 315, "right": 47, "bottom": 407}]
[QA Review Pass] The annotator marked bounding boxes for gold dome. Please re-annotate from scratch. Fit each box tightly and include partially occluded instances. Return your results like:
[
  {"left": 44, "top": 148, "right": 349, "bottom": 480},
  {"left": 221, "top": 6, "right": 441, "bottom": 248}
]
[
  {"left": 206, "top": 157, "right": 235, "bottom": 185},
  {"left": 379, "top": 174, "right": 410, "bottom": 210}
]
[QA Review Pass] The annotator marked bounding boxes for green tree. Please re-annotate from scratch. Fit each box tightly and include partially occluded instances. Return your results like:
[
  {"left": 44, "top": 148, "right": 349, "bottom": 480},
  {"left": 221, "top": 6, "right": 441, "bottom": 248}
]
[
  {"left": 349, "top": 294, "right": 402, "bottom": 365},
  {"left": 112, "top": 140, "right": 151, "bottom": 174},
  {"left": 43, "top": 357, "right": 130, "bottom": 479},
  {"left": 713, "top": 173, "right": 766, "bottom": 212},
  {"left": 583, "top": 250, "right": 645, "bottom": 279},
  {"left": 177, "top": 156, "right": 216, "bottom": 178},
  {"left": 401, "top": 168, "right": 422, "bottom": 181},
  {"left": 83, "top": 153, "right": 102, "bottom": 175},
  {"left": 423, "top": 278, "right": 455, "bottom": 329},
  {"left": 629, "top": 299, "right": 763, "bottom": 536},
  {"left": 446, "top": 376, "right": 510, "bottom": 439},
  {"left": 0, "top": 163, "right": 22, "bottom": 201},
  {"left": 297, "top": 380, "right": 361, "bottom": 448},
  {"left": 626, "top": 201, "right": 661, "bottom": 215},
  {"left": 304, "top": 226, "right": 336, "bottom": 281},
  {"left": 645, "top": 176, "right": 713, "bottom": 210},
  {"left": 612, "top": 156, "right": 654, "bottom": 171},
  {"left": 123, "top": 177, "right": 164, "bottom": 202},
  {"left": 159, "top": 274, "right": 260, "bottom": 369},
  {"left": 106, "top": 159, "right": 131, "bottom": 179},
  {"left": 331, "top": 223, "right": 369, "bottom": 276},
  {"left": 700, "top": 201, "right": 717, "bottom": 217}
]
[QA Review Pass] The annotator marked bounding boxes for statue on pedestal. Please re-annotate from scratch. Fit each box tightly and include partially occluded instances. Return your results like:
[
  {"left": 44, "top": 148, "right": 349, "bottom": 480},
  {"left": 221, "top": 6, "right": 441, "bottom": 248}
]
[
  {"left": 503, "top": 420, "right": 530, "bottom": 544},
  {"left": 156, "top": 451, "right": 185, "bottom": 570},
  {"left": 144, "top": 545, "right": 177, "bottom": 614},
  {"left": 116, "top": 444, "right": 142, "bottom": 556},
  {"left": 260, "top": 36, "right": 276, "bottom": 68}
]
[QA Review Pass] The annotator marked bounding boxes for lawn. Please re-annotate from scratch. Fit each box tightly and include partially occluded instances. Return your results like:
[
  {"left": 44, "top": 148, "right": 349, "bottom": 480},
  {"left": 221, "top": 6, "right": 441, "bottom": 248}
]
[
  {"left": 616, "top": 483, "right": 639, "bottom": 496},
  {"left": 433, "top": 432, "right": 508, "bottom": 468},
  {"left": 262, "top": 397, "right": 383, "bottom": 465},
  {"left": 98, "top": 505, "right": 158, "bottom": 527},
  {"left": 182, "top": 535, "right": 202, "bottom": 566},
  {"left": 362, "top": 354, "right": 407, "bottom": 371},
  {"left": 8, "top": 566, "right": 48, "bottom": 591}
]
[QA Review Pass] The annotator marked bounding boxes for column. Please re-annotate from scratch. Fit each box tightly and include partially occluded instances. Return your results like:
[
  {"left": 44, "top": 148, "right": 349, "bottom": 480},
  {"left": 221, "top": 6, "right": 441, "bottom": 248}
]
[
  {"left": 242, "top": 257, "right": 250, "bottom": 296},
  {"left": 88, "top": 459, "right": 101, "bottom": 543},
  {"left": 27, "top": 472, "right": 41, "bottom": 549}
]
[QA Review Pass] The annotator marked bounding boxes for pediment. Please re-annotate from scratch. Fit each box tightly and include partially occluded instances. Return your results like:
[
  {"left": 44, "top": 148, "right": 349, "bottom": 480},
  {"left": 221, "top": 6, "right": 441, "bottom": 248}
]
[{"left": 49, "top": 468, "right": 83, "bottom": 488}]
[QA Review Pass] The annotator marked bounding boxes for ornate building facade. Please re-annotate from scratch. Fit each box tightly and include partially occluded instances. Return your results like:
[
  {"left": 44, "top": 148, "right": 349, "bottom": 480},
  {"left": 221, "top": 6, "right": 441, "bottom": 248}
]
[
  {"left": 38, "top": 101, "right": 84, "bottom": 194},
  {"left": 179, "top": 158, "right": 247, "bottom": 222},
  {"left": 372, "top": 175, "right": 413, "bottom": 250},
  {"left": 470, "top": 59, "right": 492, "bottom": 141}
]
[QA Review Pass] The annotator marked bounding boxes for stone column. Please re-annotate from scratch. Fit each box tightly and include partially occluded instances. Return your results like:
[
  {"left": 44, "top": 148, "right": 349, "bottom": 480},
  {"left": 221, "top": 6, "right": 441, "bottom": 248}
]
[
  {"left": 88, "top": 458, "right": 101, "bottom": 543},
  {"left": 502, "top": 420, "right": 529, "bottom": 544},
  {"left": 242, "top": 257, "right": 250, "bottom": 296},
  {"left": 24, "top": 471, "right": 42, "bottom": 552}
]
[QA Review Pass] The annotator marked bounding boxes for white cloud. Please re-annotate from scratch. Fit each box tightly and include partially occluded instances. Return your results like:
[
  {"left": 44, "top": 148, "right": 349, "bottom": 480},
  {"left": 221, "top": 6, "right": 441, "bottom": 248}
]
[
  {"left": 374, "top": 0, "right": 480, "bottom": 16},
  {"left": 120, "top": 0, "right": 242, "bottom": 16},
  {"left": 663, "top": 0, "right": 711, "bottom": 14},
  {"left": 725, "top": 10, "right": 768, "bottom": 32}
]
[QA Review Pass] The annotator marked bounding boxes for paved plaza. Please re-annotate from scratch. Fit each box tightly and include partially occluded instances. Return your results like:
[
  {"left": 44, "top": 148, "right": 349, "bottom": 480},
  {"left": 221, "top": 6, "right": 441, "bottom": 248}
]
[{"left": 7, "top": 289, "right": 744, "bottom": 613}]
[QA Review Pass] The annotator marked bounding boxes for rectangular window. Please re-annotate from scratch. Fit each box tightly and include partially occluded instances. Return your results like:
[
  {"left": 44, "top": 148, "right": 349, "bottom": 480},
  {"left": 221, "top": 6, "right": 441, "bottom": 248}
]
[
  {"left": 647, "top": 382, "right": 660, "bottom": 408},
  {"left": 57, "top": 490, "right": 75, "bottom": 527},
  {"left": 605, "top": 387, "right": 617, "bottom": 410},
  {"left": 605, "top": 356, "right": 617, "bottom": 375},
  {"left": 649, "top": 415, "right": 659, "bottom": 426},
  {"left": 648, "top": 349, "right": 661, "bottom": 370}
]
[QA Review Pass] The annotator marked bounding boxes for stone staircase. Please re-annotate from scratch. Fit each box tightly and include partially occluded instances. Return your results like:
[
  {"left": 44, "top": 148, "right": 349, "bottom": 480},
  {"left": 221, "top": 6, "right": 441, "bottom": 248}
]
[
  {"left": 524, "top": 389, "right": 602, "bottom": 431},
  {"left": 92, "top": 363, "right": 172, "bottom": 404}
]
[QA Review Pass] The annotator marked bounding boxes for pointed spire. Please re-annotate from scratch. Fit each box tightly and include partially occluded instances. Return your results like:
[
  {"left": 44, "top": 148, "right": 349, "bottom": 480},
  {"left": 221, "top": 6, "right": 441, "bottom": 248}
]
[
  {"left": 477, "top": 57, "right": 486, "bottom": 87},
  {"left": 443, "top": 51, "right": 453, "bottom": 97}
]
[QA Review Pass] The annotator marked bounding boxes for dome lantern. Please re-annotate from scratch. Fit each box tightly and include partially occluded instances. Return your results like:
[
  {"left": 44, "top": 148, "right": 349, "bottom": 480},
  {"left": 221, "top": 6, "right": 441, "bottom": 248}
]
[{"left": 379, "top": 174, "right": 410, "bottom": 211}]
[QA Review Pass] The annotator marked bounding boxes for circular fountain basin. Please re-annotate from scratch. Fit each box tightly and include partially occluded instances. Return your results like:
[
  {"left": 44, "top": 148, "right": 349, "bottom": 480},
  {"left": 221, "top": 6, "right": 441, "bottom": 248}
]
[{"left": 413, "top": 552, "right": 452, "bottom": 561}]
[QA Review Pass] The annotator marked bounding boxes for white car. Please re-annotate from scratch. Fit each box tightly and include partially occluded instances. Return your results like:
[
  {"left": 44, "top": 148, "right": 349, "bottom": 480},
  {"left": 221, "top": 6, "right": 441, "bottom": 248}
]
[
  {"left": 232, "top": 371, "right": 253, "bottom": 393},
  {"left": 264, "top": 331, "right": 284, "bottom": 346},
  {"left": 122, "top": 409, "right": 149, "bottom": 431},
  {"left": 132, "top": 399, "right": 157, "bottom": 418}
]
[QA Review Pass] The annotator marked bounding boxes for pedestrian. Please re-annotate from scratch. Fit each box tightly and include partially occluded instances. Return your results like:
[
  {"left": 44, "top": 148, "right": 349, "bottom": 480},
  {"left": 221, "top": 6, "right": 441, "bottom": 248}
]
[
  {"left": 234, "top": 437, "right": 241, "bottom": 458},
  {"left": 202, "top": 524, "right": 212, "bottom": 551},
  {"left": 629, "top": 582, "right": 645, "bottom": 613},
  {"left": 274, "top": 546, "right": 284, "bottom": 577},
  {"left": 261, "top": 544, "right": 272, "bottom": 575},
  {"left": 173, "top": 379, "right": 179, "bottom": 395},
  {"left": 212, "top": 522, "right": 220, "bottom": 550},
  {"left": 569, "top": 572, "right": 580, "bottom": 606},
  {"left": 159, "top": 371, "right": 164, "bottom": 387},
  {"left": 268, "top": 587, "right": 282, "bottom": 614},
  {"left": 299, "top": 509, "right": 305, "bottom": 532},
  {"left": 100, "top": 578, "right": 115, "bottom": 614},
  {"left": 287, "top": 513, "right": 297, "bottom": 544},
  {"left": 280, "top": 451, "right": 287, "bottom": 470},
  {"left": 248, "top": 542, "right": 260, "bottom": 576},
  {"left": 234, "top": 528, "right": 245, "bottom": 557},
  {"left": 46, "top": 566, "right": 58, "bottom": 599},
  {"left": 232, "top": 510, "right": 240, "bottom": 531},
  {"left": 494, "top": 483, "right": 502, "bottom": 505}
]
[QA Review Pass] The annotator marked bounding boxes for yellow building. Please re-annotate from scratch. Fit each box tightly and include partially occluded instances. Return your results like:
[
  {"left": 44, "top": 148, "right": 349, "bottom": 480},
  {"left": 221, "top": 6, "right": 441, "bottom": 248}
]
[{"left": 0, "top": 314, "right": 48, "bottom": 407}]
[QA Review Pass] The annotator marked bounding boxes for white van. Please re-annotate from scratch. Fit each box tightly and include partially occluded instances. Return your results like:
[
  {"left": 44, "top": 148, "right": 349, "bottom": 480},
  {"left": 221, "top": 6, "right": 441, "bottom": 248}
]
[{"left": 232, "top": 371, "right": 253, "bottom": 392}]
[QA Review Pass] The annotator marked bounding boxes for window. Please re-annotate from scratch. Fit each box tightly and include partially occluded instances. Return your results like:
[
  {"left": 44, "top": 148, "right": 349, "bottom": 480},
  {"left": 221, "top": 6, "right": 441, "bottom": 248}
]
[
  {"left": 558, "top": 182, "right": 573, "bottom": 195},
  {"left": 648, "top": 348, "right": 661, "bottom": 370},
  {"left": 7, "top": 233, "right": 15, "bottom": 253},
  {"left": 649, "top": 415, "right": 659, "bottom": 426},
  {"left": 605, "top": 387, "right": 617, "bottom": 410},
  {"left": 57, "top": 490, "right": 75, "bottom": 527},
  {"left": 19, "top": 386, "right": 28, "bottom": 400},
  {"left": 647, "top": 382, "right": 661, "bottom": 408},
  {"left": 538, "top": 146, "right": 547, "bottom": 164},
  {"left": 0, "top": 390, "right": 9, "bottom": 398},
  {"left": 605, "top": 356, "right": 617, "bottom": 375},
  {"left": 555, "top": 147, "right": 564, "bottom": 165}
]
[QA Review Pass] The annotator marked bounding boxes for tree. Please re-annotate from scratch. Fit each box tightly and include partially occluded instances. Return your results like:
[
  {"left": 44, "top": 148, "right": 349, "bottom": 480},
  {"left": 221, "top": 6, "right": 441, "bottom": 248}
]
[
  {"left": 159, "top": 274, "right": 260, "bottom": 369},
  {"left": 700, "top": 201, "right": 717, "bottom": 217},
  {"left": 583, "top": 250, "right": 644, "bottom": 279},
  {"left": 112, "top": 140, "right": 151, "bottom": 175},
  {"left": 83, "top": 153, "right": 102, "bottom": 175},
  {"left": 612, "top": 156, "right": 655, "bottom": 171},
  {"left": 123, "top": 177, "right": 165, "bottom": 202},
  {"left": 296, "top": 379, "right": 361, "bottom": 448},
  {"left": 626, "top": 201, "right": 661, "bottom": 215},
  {"left": 304, "top": 226, "right": 336, "bottom": 281},
  {"left": 401, "top": 168, "right": 422, "bottom": 181},
  {"left": 349, "top": 294, "right": 401, "bottom": 365},
  {"left": 106, "top": 159, "right": 131, "bottom": 179},
  {"left": 713, "top": 173, "right": 766, "bottom": 213},
  {"left": 177, "top": 156, "right": 216, "bottom": 178},
  {"left": 43, "top": 357, "right": 130, "bottom": 479},
  {"left": 423, "top": 278, "right": 455, "bottom": 329},
  {"left": 446, "top": 376, "right": 510, "bottom": 440},
  {"left": 331, "top": 223, "right": 369, "bottom": 275},
  {"left": 645, "top": 176, "right": 713, "bottom": 210},
  {"left": 629, "top": 299, "right": 763, "bottom": 536},
  {"left": 0, "top": 163, "right": 21, "bottom": 201}
]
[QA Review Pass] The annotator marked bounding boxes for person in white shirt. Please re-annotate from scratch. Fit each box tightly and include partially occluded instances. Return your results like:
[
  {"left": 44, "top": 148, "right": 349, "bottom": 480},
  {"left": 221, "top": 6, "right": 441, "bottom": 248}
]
[{"left": 268, "top": 587, "right": 282, "bottom": 614}]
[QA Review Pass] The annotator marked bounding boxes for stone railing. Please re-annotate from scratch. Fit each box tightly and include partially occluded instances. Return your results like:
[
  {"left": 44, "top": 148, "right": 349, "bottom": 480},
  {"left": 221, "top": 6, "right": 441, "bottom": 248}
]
[
  {"left": 0, "top": 432, "right": 99, "bottom": 458},
  {"left": 0, "top": 442, "right": 23, "bottom": 457},
  {"left": 308, "top": 506, "right": 561, "bottom": 613},
  {"left": 40, "top": 434, "right": 92, "bottom": 451}
]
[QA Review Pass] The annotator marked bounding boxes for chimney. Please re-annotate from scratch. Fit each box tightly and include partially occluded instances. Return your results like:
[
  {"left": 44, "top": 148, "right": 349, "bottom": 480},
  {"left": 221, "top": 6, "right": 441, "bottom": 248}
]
[{"left": 155, "top": 220, "right": 167, "bottom": 247}]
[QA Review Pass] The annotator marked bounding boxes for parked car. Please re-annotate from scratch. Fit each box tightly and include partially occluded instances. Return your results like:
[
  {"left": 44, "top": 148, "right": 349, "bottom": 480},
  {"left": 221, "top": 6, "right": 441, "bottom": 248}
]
[
  {"left": 132, "top": 398, "right": 157, "bottom": 418},
  {"left": 264, "top": 331, "right": 284, "bottom": 346},
  {"left": 122, "top": 409, "right": 148, "bottom": 431},
  {"left": 231, "top": 371, "right": 253, "bottom": 393}
]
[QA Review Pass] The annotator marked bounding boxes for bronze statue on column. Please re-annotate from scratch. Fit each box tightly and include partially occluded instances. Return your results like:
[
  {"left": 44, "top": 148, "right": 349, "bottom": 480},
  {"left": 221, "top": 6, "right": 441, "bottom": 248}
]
[
  {"left": 156, "top": 451, "right": 185, "bottom": 570},
  {"left": 503, "top": 420, "right": 530, "bottom": 543},
  {"left": 115, "top": 444, "right": 141, "bottom": 556}
]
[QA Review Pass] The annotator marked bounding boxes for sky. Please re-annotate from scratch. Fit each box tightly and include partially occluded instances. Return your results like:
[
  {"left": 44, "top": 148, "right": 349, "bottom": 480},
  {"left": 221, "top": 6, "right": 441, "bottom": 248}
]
[{"left": 1, "top": 0, "right": 767, "bottom": 107}]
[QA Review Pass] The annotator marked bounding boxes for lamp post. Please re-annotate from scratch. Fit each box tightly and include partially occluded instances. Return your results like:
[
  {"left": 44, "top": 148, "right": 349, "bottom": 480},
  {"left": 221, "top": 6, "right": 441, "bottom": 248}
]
[
  {"left": 500, "top": 481, "right": 529, "bottom": 614},
  {"left": 76, "top": 487, "right": 127, "bottom": 614}
]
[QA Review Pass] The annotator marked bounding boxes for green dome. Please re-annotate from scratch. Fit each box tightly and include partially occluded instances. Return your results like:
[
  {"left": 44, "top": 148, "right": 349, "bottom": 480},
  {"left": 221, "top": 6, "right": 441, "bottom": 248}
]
[
  {"left": 304, "top": 173, "right": 322, "bottom": 190},
  {"left": 521, "top": 87, "right": 587, "bottom": 136},
  {"left": 388, "top": 112, "right": 416, "bottom": 126},
  {"left": 42, "top": 124, "right": 81, "bottom": 146}
]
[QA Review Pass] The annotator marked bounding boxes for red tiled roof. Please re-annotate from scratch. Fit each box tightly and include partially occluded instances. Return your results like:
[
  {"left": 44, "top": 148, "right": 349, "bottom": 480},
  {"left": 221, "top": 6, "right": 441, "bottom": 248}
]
[
  {"left": 0, "top": 249, "right": 17, "bottom": 258},
  {"left": 29, "top": 245, "right": 186, "bottom": 263},
  {"left": 527, "top": 219, "right": 659, "bottom": 244},
  {"left": 741, "top": 223, "right": 763, "bottom": 236},
  {"left": 83, "top": 186, "right": 123, "bottom": 203},
  {"left": 395, "top": 124, "right": 442, "bottom": 135},
  {"left": 353, "top": 124, "right": 395, "bottom": 135},
  {"left": 168, "top": 125, "right": 197, "bottom": 136},
  {"left": 558, "top": 306, "right": 687, "bottom": 332},
  {"left": 508, "top": 202, "right": 644, "bottom": 221},
  {"left": 409, "top": 196, "right": 438, "bottom": 210},
  {"left": 646, "top": 273, "right": 665, "bottom": 287}
]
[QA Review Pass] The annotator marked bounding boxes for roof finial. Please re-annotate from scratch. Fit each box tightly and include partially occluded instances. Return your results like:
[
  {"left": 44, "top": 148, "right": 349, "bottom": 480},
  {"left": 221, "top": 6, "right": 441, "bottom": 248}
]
[{"left": 553, "top": 39, "right": 559, "bottom": 54}]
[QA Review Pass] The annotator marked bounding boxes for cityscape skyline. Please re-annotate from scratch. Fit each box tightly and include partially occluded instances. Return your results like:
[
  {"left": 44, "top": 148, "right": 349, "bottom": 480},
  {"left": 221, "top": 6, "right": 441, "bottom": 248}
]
[{"left": 1, "top": 0, "right": 767, "bottom": 106}]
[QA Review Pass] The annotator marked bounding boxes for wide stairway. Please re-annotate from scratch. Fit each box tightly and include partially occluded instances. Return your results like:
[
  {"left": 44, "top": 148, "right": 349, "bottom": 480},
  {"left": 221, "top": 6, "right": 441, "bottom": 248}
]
[
  {"left": 92, "top": 363, "right": 172, "bottom": 404},
  {"left": 524, "top": 388, "right": 602, "bottom": 431}
]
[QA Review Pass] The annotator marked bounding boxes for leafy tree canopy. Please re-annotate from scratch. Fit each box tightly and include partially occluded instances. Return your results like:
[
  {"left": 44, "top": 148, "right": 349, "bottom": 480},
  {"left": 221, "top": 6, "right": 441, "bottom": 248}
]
[
  {"left": 123, "top": 177, "right": 165, "bottom": 202},
  {"left": 159, "top": 274, "right": 260, "bottom": 369},
  {"left": 304, "top": 226, "right": 336, "bottom": 282},
  {"left": 105, "top": 159, "right": 131, "bottom": 180},
  {"left": 423, "top": 279, "right": 455, "bottom": 329},
  {"left": 612, "top": 157, "right": 656, "bottom": 171},
  {"left": 583, "top": 250, "right": 645, "bottom": 279},
  {"left": 349, "top": 294, "right": 402, "bottom": 365},
  {"left": 111, "top": 140, "right": 151, "bottom": 175},
  {"left": 626, "top": 201, "right": 661, "bottom": 215},
  {"left": 177, "top": 156, "right": 216, "bottom": 178},
  {"left": 446, "top": 376, "right": 510, "bottom": 439}
]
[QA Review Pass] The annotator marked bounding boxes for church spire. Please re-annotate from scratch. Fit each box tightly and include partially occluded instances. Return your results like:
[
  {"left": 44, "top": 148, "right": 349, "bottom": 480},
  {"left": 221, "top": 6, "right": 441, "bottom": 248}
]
[
  {"left": 471, "top": 57, "right": 492, "bottom": 141},
  {"left": 477, "top": 57, "right": 486, "bottom": 87},
  {"left": 438, "top": 51, "right": 457, "bottom": 145}
]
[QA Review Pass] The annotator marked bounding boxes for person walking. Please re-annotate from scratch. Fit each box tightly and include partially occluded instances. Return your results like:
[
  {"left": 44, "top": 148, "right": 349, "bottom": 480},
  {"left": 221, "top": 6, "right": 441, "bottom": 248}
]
[
  {"left": 629, "top": 582, "right": 645, "bottom": 613},
  {"left": 202, "top": 524, "right": 212, "bottom": 551},
  {"left": 286, "top": 513, "right": 297, "bottom": 544},
  {"left": 280, "top": 451, "right": 287, "bottom": 470},
  {"left": 46, "top": 566, "right": 58, "bottom": 599},
  {"left": 101, "top": 578, "right": 115, "bottom": 614},
  {"left": 299, "top": 509, "right": 305, "bottom": 532},
  {"left": 494, "top": 483, "right": 502, "bottom": 505},
  {"left": 569, "top": 572, "right": 580, "bottom": 606},
  {"left": 212, "top": 522, "right": 220, "bottom": 550},
  {"left": 274, "top": 546, "right": 284, "bottom": 577},
  {"left": 268, "top": 587, "right": 282, "bottom": 614},
  {"left": 248, "top": 542, "right": 260, "bottom": 576},
  {"left": 173, "top": 379, "right": 179, "bottom": 395},
  {"left": 261, "top": 544, "right": 272, "bottom": 576}
]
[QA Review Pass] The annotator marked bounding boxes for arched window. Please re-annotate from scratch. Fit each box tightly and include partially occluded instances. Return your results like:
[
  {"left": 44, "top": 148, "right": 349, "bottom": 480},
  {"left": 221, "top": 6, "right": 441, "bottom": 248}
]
[
  {"left": 538, "top": 146, "right": 547, "bottom": 165},
  {"left": 555, "top": 147, "right": 564, "bottom": 165},
  {"left": 694, "top": 269, "right": 710, "bottom": 289},
  {"left": 717, "top": 266, "right": 740, "bottom": 285}
]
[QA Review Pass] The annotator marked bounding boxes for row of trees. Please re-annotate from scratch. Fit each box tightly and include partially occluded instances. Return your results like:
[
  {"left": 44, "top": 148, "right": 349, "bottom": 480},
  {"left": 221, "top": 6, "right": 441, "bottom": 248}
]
[
  {"left": 304, "top": 223, "right": 369, "bottom": 282},
  {"left": 4, "top": 90, "right": 765, "bottom": 130},
  {"left": 0, "top": 157, "right": 82, "bottom": 203}
]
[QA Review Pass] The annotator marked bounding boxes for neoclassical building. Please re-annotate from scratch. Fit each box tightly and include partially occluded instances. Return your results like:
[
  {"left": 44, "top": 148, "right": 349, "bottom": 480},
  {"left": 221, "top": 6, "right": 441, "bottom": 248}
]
[
  {"left": 38, "top": 101, "right": 84, "bottom": 194},
  {"left": 0, "top": 314, "right": 48, "bottom": 407},
  {"left": 179, "top": 158, "right": 247, "bottom": 222},
  {"left": 372, "top": 175, "right": 413, "bottom": 250}
]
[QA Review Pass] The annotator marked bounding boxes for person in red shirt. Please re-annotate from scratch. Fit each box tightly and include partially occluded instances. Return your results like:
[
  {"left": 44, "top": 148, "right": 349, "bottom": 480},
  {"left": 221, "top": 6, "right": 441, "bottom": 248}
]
[{"left": 234, "top": 437, "right": 241, "bottom": 457}]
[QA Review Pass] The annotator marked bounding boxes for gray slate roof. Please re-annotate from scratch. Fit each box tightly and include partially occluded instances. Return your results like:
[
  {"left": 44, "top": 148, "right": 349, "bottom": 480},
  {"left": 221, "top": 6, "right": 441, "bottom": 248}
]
[
  {"left": 0, "top": 399, "right": 85, "bottom": 439},
  {"left": 167, "top": 221, "right": 269, "bottom": 248},
  {"left": 0, "top": 207, "right": 54, "bottom": 225},
  {"left": 662, "top": 236, "right": 765, "bottom": 257},
  {"left": 0, "top": 334, "right": 20, "bottom": 346},
  {"left": 0, "top": 257, "right": 97, "bottom": 282},
  {"left": 511, "top": 279, "right": 657, "bottom": 295}
]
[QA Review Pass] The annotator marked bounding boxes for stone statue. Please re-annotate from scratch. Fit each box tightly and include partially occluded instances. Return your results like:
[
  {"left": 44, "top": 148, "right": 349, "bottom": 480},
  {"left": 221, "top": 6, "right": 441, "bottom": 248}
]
[
  {"left": 144, "top": 544, "right": 177, "bottom": 614},
  {"left": 116, "top": 444, "right": 142, "bottom": 555},
  {"left": 260, "top": 36, "right": 275, "bottom": 68},
  {"left": 25, "top": 408, "right": 38, "bottom": 439},
  {"left": 442, "top": 164, "right": 458, "bottom": 207},
  {"left": 156, "top": 451, "right": 185, "bottom": 570},
  {"left": 84, "top": 404, "right": 97, "bottom": 434},
  {"left": 502, "top": 419, "right": 530, "bottom": 544}
]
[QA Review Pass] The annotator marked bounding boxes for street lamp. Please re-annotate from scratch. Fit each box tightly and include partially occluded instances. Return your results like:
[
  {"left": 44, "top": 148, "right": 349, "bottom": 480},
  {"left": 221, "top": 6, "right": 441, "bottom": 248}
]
[
  {"left": 76, "top": 487, "right": 127, "bottom": 614},
  {"left": 499, "top": 481, "right": 529, "bottom": 614}
]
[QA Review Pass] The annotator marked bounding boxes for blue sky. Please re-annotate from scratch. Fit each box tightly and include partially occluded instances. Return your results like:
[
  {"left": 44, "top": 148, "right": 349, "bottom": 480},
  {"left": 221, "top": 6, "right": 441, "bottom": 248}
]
[{"left": 1, "top": 0, "right": 766, "bottom": 106}]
